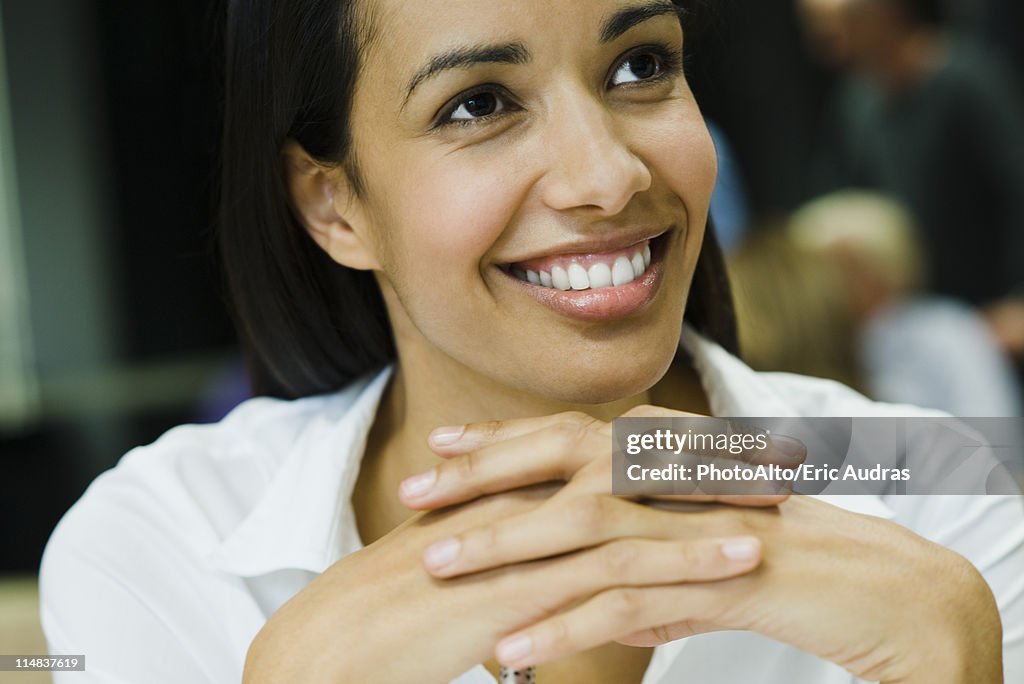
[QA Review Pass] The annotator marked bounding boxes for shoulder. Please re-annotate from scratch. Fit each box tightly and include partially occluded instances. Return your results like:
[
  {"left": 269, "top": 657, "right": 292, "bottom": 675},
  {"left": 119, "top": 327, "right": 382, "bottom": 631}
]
[
  {"left": 44, "top": 388, "right": 355, "bottom": 556},
  {"left": 757, "top": 371, "right": 886, "bottom": 415},
  {"left": 683, "top": 325, "right": 945, "bottom": 419},
  {"left": 745, "top": 367, "right": 947, "bottom": 419},
  {"left": 38, "top": 378, "right": 377, "bottom": 680},
  {"left": 39, "top": 379, "right": 371, "bottom": 611}
]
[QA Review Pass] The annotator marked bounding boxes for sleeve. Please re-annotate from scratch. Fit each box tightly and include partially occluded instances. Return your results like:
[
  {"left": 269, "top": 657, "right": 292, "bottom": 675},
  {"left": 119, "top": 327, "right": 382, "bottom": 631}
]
[
  {"left": 899, "top": 494, "right": 1024, "bottom": 682},
  {"left": 38, "top": 483, "right": 227, "bottom": 684},
  {"left": 864, "top": 304, "right": 1023, "bottom": 417}
]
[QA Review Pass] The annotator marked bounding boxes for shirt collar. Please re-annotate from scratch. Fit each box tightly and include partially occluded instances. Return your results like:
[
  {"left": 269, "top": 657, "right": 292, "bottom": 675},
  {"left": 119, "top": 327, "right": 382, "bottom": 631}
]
[
  {"left": 678, "top": 325, "right": 801, "bottom": 418},
  {"left": 206, "top": 326, "right": 892, "bottom": 577},
  {"left": 204, "top": 366, "right": 394, "bottom": 576}
]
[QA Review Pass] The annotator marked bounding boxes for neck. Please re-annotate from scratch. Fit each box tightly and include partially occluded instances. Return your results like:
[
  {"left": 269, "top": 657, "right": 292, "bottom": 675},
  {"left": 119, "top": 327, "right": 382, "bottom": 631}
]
[
  {"left": 353, "top": 330, "right": 708, "bottom": 546},
  {"left": 376, "top": 343, "right": 705, "bottom": 480}
]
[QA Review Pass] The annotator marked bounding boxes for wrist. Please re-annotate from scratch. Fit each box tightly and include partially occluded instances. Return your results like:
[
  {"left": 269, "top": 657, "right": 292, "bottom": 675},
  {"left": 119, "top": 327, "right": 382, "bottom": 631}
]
[{"left": 891, "top": 557, "right": 1003, "bottom": 684}]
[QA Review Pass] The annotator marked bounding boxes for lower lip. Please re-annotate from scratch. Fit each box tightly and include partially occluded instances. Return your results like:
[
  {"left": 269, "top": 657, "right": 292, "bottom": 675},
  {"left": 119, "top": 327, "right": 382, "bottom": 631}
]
[{"left": 498, "top": 238, "right": 668, "bottom": 322}]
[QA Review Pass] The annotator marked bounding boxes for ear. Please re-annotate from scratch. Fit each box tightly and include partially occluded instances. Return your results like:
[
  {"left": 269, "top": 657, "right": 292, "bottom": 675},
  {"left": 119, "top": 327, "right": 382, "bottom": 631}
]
[{"left": 281, "top": 138, "right": 380, "bottom": 271}]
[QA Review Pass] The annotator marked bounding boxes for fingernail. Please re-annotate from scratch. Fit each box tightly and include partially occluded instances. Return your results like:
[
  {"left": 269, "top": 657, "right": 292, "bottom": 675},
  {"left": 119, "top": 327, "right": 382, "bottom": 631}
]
[
  {"left": 429, "top": 426, "right": 465, "bottom": 447},
  {"left": 720, "top": 537, "right": 760, "bottom": 562},
  {"left": 497, "top": 634, "right": 533, "bottom": 663},
  {"left": 769, "top": 434, "right": 805, "bottom": 460},
  {"left": 400, "top": 469, "right": 437, "bottom": 499},
  {"left": 423, "top": 538, "right": 461, "bottom": 569}
]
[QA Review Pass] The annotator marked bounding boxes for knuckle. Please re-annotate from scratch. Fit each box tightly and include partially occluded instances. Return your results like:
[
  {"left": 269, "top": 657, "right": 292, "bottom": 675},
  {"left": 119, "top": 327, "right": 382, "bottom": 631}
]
[
  {"left": 598, "top": 541, "right": 636, "bottom": 581},
  {"left": 471, "top": 523, "right": 499, "bottom": 554},
  {"left": 547, "top": 419, "right": 602, "bottom": 478},
  {"left": 548, "top": 421, "right": 587, "bottom": 451},
  {"left": 675, "top": 541, "right": 711, "bottom": 575},
  {"left": 651, "top": 622, "right": 673, "bottom": 644},
  {"left": 455, "top": 452, "right": 480, "bottom": 480},
  {"left": 545, "top": 615, "right": 573, "bottom": 653},
  {"left": 606, "top": 588, "right": 644, "bottom": 622},
  {"left": 708, "top": 507, "right": 758, "bottom": 537},
  {"left": 566, "top": 495, "right": 608, "bottom": 536}
]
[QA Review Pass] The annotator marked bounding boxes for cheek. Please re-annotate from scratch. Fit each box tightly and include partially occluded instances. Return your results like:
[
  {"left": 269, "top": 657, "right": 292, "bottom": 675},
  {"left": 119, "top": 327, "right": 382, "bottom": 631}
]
[
  {"left": 377, "top": 152, "right": 524, "bottom": 278},
  {"left": 643, "top": 115, "right": 718, "bottom": 225},
  {"left": 358, "top": 143, "right": 530, "bottom": 357}
]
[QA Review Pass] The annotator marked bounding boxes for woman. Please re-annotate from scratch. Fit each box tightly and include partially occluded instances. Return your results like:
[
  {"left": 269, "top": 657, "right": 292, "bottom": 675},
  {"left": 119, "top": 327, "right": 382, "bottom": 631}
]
[{"left": 40, "top": 1, "right": 1022, "bottom": 682}]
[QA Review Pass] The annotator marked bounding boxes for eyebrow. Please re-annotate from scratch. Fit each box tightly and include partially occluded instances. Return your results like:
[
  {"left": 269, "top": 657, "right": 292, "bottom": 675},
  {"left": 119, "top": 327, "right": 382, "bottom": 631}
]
[
  {"left": 599, "top": 0, "right": 683, "bottom": 44},
  {"left": 402, "top": 1, "right": 685, "bottom": 106}
]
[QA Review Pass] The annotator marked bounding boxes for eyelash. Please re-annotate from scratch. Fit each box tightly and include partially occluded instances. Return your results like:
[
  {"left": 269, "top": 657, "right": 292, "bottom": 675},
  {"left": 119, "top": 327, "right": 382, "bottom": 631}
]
[{"left": 433, "top": 42, "right": 685, "bottom": 130}]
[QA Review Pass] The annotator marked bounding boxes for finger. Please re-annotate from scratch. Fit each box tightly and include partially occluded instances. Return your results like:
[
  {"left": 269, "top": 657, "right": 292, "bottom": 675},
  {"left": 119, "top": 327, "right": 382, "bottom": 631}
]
[
  {"left": 427, "top": 410, "right": 602, "bottom": 455},
  {"left": 406, "top": 428, "right": 794, "bottom": 510},
  {"left": 504, "top": 536, "right": 760, "bottom": 634},
  {"left": 421, "top": 494, "right": 642, "bottom": 577},
  {"left": 559, "top": 536, "right": 762, "bottom": 586},
  {"left": 495, "top": 583, "right": 728, "bottom": 669},
  {"left": 428, "top": 405, "right": 707, "bottom": 454},
  {"left": 400, "top": 423, "right": 606, "bottom": 508}
]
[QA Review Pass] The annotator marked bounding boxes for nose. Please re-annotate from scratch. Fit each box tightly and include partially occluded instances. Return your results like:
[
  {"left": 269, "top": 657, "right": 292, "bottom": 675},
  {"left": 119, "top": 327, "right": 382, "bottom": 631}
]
[{"left": 539, "top": 92, "right": 652, "bottom": 216}]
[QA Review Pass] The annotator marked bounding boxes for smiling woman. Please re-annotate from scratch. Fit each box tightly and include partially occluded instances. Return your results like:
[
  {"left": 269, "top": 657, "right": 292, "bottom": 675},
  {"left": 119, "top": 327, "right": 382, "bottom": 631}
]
[
  {"left": 227, "top": 0, "right": 730, "bottom": 404},
  {"left": 36, "top": 1, "right": 1023, "bottom": 683}
]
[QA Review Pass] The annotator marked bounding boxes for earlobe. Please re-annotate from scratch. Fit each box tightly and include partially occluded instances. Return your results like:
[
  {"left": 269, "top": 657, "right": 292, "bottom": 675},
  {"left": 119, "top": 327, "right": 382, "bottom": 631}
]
[{"left": 280, "top": 138, "right": 380, "bottom": 271}]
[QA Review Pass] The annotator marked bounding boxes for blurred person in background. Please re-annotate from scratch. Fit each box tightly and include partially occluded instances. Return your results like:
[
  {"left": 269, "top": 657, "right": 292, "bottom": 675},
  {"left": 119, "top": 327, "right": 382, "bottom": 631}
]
[
  {"left": 789, "top": 190, "right": 1024, "bottom": 417},
  {"left": 727, "top": 223, "right": 863, "bottom": 390},
  {"left": 797, "top": 0, "right": 856, "bottom": 69},
  {"left": 797, "top": 0, "right": 1024, "bottom": 365}
]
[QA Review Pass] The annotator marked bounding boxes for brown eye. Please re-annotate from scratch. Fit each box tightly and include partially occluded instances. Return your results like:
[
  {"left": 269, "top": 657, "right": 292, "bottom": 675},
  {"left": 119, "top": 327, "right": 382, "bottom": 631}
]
[
  {"left": 444, "top": 89, "right": 515, "bottom": 124},
  {"left": 462, "top": 93, "right": 498, "bottom": 117},
  {"left": 609, "top": 49, "right": 669, "bottom": 86},
  {"left": 627, "top": 54, "right": 658, "bottom": 80}
]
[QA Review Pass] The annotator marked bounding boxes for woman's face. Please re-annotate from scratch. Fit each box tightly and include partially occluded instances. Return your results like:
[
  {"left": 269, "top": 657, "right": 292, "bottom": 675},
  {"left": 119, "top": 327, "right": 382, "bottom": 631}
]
[{"left": 347, "top": 0, "right": 716, "bottom": 403}]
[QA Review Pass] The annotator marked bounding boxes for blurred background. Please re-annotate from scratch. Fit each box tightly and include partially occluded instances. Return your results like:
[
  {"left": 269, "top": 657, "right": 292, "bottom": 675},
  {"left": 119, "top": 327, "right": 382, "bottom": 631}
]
[{"left": 0, "top": 0, "right": 1021, "bottom": 678}]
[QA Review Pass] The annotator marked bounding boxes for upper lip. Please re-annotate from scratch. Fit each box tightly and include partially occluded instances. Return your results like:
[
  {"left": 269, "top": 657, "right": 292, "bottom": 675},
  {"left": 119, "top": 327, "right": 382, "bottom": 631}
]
[{"left": 499, "top": 225, "right": 672, "bottom": 266}]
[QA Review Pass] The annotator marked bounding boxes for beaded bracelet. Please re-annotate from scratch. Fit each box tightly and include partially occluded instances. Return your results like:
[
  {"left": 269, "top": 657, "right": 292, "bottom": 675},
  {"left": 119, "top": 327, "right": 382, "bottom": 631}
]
[{"left": 499, "top": 665, "right": 535, "bottom": 683}]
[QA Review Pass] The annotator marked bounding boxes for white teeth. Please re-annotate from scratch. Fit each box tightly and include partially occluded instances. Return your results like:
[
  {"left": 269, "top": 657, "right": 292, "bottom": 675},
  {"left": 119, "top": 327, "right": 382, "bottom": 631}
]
[
  {"left": 551, "top": 266, "right": 571, "bottom": 291},
  {"left": 510, "top": 243, "right": 655, "bottom": 291},
  {"left": 588, "top": 263, "right": 612, "bottom": 289},
  {"left": 568, "top": 263, "right": 590, "bottom": 290},
  {"left": 631, "top": 252, "right": 645, "bottom": 278},
  {"left": 612, "top": 256, "right": 635, "bottom": 287}
]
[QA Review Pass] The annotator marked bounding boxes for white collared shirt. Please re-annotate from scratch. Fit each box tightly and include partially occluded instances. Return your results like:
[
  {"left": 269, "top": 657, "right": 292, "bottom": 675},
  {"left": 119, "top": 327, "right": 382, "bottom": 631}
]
[{"left": 39, "top": 328, "right": 1024, "bottom": 683}]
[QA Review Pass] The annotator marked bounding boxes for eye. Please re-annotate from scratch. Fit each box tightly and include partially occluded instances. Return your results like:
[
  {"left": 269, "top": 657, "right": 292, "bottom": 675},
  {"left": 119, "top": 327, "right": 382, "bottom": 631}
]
[
  {"left": 440, "top": 87, "right": 518, "bottom": 126},
  {"left": 609, "top": 45, "right": 682, "bottom": 87}
]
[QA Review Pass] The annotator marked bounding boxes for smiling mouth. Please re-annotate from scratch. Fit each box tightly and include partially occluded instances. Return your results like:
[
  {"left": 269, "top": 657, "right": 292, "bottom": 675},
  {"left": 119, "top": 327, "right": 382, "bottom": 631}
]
[{"left": 499, "top": 232, "right": 667, "bottom": 292}]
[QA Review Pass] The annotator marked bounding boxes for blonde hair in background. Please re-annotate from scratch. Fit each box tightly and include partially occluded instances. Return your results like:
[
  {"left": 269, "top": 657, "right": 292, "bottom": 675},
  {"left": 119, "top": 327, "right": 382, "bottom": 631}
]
[
  {"left": 787, "top": 189, "right": 926, "bottom": 294},
  {"left": 727, "top": 220, "right": 862, "bottom": 391}
]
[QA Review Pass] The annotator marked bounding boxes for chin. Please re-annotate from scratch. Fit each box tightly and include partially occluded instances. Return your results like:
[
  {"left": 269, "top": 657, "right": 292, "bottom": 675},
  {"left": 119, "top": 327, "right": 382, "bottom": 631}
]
[{"left": 528, "top": 342, "right": 678, "bottom": 406}]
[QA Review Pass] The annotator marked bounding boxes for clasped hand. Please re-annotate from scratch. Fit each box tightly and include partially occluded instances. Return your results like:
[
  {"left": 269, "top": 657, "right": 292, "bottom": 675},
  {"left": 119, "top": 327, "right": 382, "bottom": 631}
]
[{"left": 399, "top": 407, "right": 1003, "bottom": 683}]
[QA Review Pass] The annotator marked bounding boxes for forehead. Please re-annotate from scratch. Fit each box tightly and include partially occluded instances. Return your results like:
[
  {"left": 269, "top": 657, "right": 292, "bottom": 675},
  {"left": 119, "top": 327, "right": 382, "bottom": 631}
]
[{"left": 359, "top": 0, "right": 678, "bottom": 73}]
